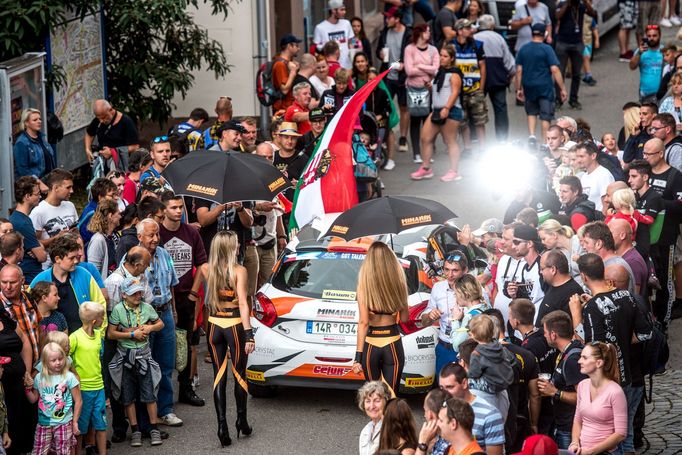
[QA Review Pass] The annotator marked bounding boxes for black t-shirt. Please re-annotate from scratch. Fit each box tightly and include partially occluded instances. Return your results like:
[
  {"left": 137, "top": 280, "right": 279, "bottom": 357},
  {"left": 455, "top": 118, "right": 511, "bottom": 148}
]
[
  {"left": 274, "top": 150, "right": 309, "bottom": 200},
  {"left": 195, "top": 200, "right": 253, "bottom": 261},
  {"left": 635, "top": 186, "right": 666, "bottom": 254},
  {"left": 433, "top": 8, "right": 457, "bottom": 49},
  {"left": 54, "top": 272, "right": 82, "bottom": 333},
  {"left": 521, "top": 328, "right": 559, "bottom": 374},
  {"left": 556, "top": 2, "right": 585, "bottom": 44},
  {"left": 582, "top": 289, "right": 651, "bottom": 385},
  {"left": 504, "top": 342, "right": 539, "bottom": 420},
  {"left": 551, "top": 339, "right": 587, "bottom": 431},
  {"left": 86, "top": 112, "right": 139, "bottom": 148},
  {"left": 536, "top": 278, "right": 584, "bottom": 326},
  {"left": 649, "top": 168, "right": 682, "bottom": 245}
]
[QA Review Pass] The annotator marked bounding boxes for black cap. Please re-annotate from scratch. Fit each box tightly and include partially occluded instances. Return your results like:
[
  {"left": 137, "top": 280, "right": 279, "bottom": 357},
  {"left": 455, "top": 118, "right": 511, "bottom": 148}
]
[
  {"left": 280, "top": 33, "right": 302, "bottom": 47},
  {"left": 309, "top": 108, "right": 326, "bottom": 121},
  {"left": 513, "top": 224, "right": 540, "bottom": 243},
  {"left": 531, "top": 23, "right": 546, "bottom": 36},
  {"left": 218, "top": 120, "right": 247, "bottom": 135}
]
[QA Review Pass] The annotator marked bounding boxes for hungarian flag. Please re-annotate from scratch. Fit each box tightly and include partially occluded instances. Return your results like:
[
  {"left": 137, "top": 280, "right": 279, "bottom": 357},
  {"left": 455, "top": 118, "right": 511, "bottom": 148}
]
[{"left": 290, "top": 65, "right": 395, "bottom": 231}]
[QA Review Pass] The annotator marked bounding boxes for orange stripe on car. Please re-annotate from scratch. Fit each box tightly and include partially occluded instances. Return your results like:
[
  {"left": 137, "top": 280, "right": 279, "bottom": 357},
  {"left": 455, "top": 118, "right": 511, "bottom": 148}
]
[{"left": 269, "top": 296, "right": 315, "bottom": 316}]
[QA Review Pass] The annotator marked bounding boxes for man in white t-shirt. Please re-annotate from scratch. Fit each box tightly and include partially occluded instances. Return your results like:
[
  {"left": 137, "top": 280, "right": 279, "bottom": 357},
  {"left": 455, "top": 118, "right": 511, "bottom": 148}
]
[
  {"left": 494, "top": 222, "right": 526, "bottom": 326},
  {"left": 511, "top": 0, "right": 552, "bottom": 52},
  {"left": 30, "top": 169, "right": 79, "bottom": 269},
  {"left": 576, "top": 141, "right": 614, "bottom": 212},
  {"left": 313, "top": 0, "right": 355, "bottom": 69}
]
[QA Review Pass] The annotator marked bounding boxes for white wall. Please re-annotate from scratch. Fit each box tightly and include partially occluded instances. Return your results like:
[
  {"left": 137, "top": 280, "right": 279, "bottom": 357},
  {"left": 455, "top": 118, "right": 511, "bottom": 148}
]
[{"left": 171, "top": 1, "right": 262, "bottom": 118}]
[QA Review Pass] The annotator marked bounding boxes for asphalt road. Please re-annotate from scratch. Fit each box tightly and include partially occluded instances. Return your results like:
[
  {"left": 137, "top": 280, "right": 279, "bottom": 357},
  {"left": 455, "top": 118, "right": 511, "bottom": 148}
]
[{"left": 109, "top": 26, "right": 682, "bottom": 454}]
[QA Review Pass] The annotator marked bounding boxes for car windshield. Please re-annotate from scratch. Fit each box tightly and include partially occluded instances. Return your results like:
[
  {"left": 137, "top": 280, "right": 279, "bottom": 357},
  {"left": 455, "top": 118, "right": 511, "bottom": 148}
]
[{"left": 271, "top": 251, "right": 420, "bottom": 299}]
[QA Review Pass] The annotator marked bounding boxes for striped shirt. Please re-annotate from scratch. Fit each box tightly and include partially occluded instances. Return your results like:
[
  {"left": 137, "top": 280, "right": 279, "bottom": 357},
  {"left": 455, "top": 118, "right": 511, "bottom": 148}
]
[{"left": 471, "top": 395, "right": 505, "bottom": 450}]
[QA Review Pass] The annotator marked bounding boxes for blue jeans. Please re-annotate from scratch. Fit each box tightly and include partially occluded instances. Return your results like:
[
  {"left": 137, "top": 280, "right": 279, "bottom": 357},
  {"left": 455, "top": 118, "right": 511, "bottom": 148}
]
[
  {"left": 435, "top": 341, "right": 457, "bottom": 383},
  {"left": 150, "top": 306, "right": 176, "bottom": 417},
  {"left": 622, "top": 384, "right": 644, "bottom": 452},
  {"left": 553, "top": 428, "right": 572, "bottom": 450}
]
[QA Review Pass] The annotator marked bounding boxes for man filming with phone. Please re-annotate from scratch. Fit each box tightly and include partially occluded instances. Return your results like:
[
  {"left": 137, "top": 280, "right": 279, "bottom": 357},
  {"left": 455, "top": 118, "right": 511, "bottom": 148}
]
[
  {"left": 623, "top": 102, "right": 658, "bottom": 162},
  {"left": 629, "top": 24, "right": 664, "bottom": 103}
]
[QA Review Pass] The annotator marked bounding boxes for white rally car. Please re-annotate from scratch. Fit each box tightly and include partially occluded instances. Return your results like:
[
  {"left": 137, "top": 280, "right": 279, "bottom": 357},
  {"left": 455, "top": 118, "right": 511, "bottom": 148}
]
[{"left": 247, "top": 223, "right": 439, "bottom": 396}]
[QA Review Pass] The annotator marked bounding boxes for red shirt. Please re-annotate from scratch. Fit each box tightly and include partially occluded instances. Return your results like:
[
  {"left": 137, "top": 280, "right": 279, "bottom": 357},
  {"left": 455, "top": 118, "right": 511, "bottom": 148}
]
[{"left": 284, "top": 101, "right": 311, "bottom": 134}]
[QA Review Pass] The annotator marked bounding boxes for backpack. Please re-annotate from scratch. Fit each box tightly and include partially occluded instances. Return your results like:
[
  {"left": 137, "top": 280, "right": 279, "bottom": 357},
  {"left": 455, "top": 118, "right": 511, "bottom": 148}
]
[
  {"left": 352, "top": 133, "right": 378, "bottom": 183},
  {"left": 256, "top": 57, "right": 285, "bottom": 107},
  {"left": 633, "top": 295, "right": 669, "bottom": 403},
  {"left": 596, "top": 150, "right": 626, "bottom": 182}
]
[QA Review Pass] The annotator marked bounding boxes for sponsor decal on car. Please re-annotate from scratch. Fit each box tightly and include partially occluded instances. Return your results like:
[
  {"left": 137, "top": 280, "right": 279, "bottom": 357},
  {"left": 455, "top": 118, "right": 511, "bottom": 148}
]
[
  {"left": 253, "top": 346, "right": 275, "bottom": 357},
  {"left": 316, "top": 308, "right": 357, "bottom": 319},
  {"left": 321, "top": 289, "right": 357, "bottom": 301},
  {"left": 312, "top": 365, "right": 353, "bottom": 376},
  {"left": 406, "top": 353, "right": 436, "bottom": 363},
  {"left": 416, "top": 334, "right": 435, "bottom": 349},
  {"left": 246, "top": 370, "right": 265, "bottom": 382},
  {"left": 405, "top": 376, "right": 434, "bottom": 387}
]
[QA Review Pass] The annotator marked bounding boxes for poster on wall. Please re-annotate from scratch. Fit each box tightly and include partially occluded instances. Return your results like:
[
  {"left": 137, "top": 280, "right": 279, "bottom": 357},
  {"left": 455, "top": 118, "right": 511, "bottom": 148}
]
[{"left": 9, "top": 67, "right": 42, "bottom": 141}]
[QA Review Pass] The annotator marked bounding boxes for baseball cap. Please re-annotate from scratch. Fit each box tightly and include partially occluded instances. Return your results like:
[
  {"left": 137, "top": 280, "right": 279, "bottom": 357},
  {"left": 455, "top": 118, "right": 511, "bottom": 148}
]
[
  {"left": 531, "top": 23, "right": 546, "bottom": 36},
  {"left": 328, "top": 0, "right": 344, "bottom": 8},
  {"left": 383, "top": 6, "right": 403, "bottom": 18},
  {"left": 472, "top": 218, "right": 504, "bottom": 237},
  {"left": 279, "top": 33, "right": 302, "bottom": 47},
  {"left": 121, "top": 277, "right": 145, "bottom": 296},
  {"left": 454, "top": 18, "right": 473, "bottom": 30},
  {"left": 309, "top": 108, "right": 326, "bottom": 121},
  {"left": 512, "top": 435, "right": 558, "bottom": 455},
  {"left": 218, "top": 120, "right": 248, "bottom": 135},
  {"left": 513, "top": 224, "right": 540, "bottom": 243},
  {"left": 139, "top": 176, "right": 164, "bottom": 195},
  {"left": 277, "top": 122, "right": 302, "bottom": 137}
]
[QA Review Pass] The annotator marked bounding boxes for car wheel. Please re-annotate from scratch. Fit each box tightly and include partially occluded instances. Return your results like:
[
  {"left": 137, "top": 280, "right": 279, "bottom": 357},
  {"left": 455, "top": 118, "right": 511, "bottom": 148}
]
[{"left": 248, "top": 383, "right": 278, "bottom": 398}]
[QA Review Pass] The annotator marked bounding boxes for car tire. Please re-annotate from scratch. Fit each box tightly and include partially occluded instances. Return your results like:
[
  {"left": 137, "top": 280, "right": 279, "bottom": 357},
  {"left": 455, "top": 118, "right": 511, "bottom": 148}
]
[{"left": 248, "top": 383, "right": 278, "bottom": 398}]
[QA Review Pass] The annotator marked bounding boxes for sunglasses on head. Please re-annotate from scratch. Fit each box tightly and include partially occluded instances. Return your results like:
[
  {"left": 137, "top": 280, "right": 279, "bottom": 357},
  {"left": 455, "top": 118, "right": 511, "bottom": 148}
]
[
  {"left": 152, "top": 135, "right": 168, "bottom": 143},
  {"left": 446, "top": 253, "right": 463, "bottom": 262}
]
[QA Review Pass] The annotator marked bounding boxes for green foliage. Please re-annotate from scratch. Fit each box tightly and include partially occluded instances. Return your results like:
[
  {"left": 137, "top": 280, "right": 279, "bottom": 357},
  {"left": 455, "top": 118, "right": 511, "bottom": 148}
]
[{"left": 1, "top": 0, "right": 236, "bottom": 125}]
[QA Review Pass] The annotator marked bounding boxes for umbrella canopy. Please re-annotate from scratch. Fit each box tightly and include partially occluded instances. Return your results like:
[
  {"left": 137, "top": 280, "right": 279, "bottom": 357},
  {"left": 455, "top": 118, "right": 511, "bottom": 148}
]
[
  {"left": 321, "top": 196, "right": 457, "bottom": 240},
  {"left": 161, "top": 151, "right": 292, "bottom": 204}
]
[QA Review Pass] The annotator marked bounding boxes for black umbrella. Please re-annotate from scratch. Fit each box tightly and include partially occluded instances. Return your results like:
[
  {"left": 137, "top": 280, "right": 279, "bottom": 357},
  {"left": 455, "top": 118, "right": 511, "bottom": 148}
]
[
  {"left": 161, "top": 150, "right": 292, "bottom": 203},
  {"left": 321, "top": 196, "right": 457, "bottom": 241}
]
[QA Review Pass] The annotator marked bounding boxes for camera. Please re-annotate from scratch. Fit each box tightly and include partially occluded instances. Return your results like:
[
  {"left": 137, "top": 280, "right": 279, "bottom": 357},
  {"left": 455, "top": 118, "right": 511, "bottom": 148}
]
[
  {"left": 253, "top": 214, "right": 268, "bottom": 227},
  {"left": 503, "top": 280, "right": 532, "bottom": 299},
  {"left": 424, "top": 260, "right": 443, "bottom": 279}
]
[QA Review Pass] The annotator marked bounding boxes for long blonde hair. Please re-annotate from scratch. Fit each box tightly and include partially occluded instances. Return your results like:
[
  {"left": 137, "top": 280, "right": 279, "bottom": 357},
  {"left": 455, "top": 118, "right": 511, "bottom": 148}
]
[
  {"left": 623, "top": 106, "right": 641, "bottom": 142},
  {"left": 538, "top": 219, "right": 574, "bottom": 238},
  {"left": 356, "top": 242, "right": 408, "bottom": 314},
  {"left": 612, "top": 188, "right": 636, "bottom": 215},
  {"left": 39, "top": 342, "right": 68, "bottom": 387},
  {"left": 87, "top": 199, "right": 119, "bottom": 234},
  {"left": 206, "top": 231, "right": 238, "bottom": 314}
]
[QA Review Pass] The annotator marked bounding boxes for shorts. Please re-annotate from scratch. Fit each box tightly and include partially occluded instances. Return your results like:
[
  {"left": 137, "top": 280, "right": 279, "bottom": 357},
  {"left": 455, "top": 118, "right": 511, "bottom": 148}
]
[
  {"left": 524, "top": 97, "right": 556, "bottom": 121},
  {"left": 121, "top": 365, "right": 157, "bottom": 405},
  {"left": 78, "top": 389, "right": 107, "bottom": 432},
  {"left": 582, "top": 44, "right": 593, "bottom": 57},
  {"left": 447, "top": 106, "right": 464, "bottom": 122},
  {"left": 461, "top": 90, "right": 488, "bottom": 126},
  {"left": 385, "top": 77, "right": 407, "bottom": 107},
  {"left": 619, "top": 0, "right": 638, "bottom": 29},
  {"left": 638, "top": 1, "right": 661, "bottom": 36},
  {"left": 33, "top": 422, "right": 75, "bottom": 455}
]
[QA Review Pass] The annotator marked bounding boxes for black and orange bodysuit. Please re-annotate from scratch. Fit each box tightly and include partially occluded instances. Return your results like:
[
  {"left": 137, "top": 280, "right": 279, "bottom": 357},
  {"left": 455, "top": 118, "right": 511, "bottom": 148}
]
[{"left": 360, "top": 310, "right": 404, "bottom": 397}]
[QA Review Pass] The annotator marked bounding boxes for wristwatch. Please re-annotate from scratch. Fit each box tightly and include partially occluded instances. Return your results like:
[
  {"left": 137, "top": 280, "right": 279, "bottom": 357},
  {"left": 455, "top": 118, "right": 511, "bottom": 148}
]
[
  {"left": 554, "top": 390, "right": 561, "bottom": 401},
  {"left": 417, "top": 442, "right": 428, "bottom": 452}
]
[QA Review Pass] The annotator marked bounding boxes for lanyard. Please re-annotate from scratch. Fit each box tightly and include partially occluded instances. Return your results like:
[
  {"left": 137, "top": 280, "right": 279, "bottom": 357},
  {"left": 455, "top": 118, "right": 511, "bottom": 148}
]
[{"left": 123, "top": 302, "right": 141, "bottom": 327}]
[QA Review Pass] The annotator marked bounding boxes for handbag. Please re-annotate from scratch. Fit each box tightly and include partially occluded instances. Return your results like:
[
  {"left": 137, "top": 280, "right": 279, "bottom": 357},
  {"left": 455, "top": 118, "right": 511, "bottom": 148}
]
[
  {"left": 175, "top": 328, "right": 188, "bottom": 373},
  {"left": 430, "top": 108, "right": 447, "bottom": 125},
  {"left": 406, "top": 85, "right": 431, "bottom": 117}
]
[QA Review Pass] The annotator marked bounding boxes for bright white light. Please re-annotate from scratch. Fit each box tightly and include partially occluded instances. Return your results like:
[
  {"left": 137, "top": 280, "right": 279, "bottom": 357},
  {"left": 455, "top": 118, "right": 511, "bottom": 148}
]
[{"left": 477, "top": 144, "right": 539, "bottom": 194}]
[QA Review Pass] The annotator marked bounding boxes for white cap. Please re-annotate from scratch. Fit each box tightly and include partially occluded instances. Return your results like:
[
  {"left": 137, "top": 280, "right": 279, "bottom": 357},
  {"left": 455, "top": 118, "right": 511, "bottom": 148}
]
[{"left": 328, "top": 0, "right": 344, "bottom": 8}]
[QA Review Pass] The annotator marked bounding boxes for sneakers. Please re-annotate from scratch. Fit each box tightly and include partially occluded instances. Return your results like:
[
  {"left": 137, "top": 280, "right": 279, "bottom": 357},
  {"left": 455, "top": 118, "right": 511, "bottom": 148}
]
[
  {"left": 410, "top": 167, "right": 434, "bottom": 180},
  {"left": 661, "top": 17, "right": 673, "bottom": 27},
  {"left": 398, "top": 136, "right": 408, "bottom": 152},
  {"left": 413, "top": 154, "right": 423, "bottom": 164},
  {"left": 383, "top": 159, "right": 396, "bottom": 171},
  {"left": 130, "top": 431, "right": 142, "bottom": 447},
  {"left": 582, "top": 75, "right": 597, "bottom": 86},
  {"left": 672, "top": 14, "right": 682, "bottom": 25},
  {"left": 569, "top": 100, "right": 582, "bottom": 110},
  {"left": 528, "top": 135, "right": 538, "bottom": 151},
  {"left": 150, "top": 429, "right": 163, "bottom": 446},
  {"left": 619, "top": 50, "right": 634, "bottom": 62},
  {"left": 159, "top": 413, "right": 183, "bottom": 427},
  {"left": 440, "top": 169, "right": 462, "bottom": 182}
]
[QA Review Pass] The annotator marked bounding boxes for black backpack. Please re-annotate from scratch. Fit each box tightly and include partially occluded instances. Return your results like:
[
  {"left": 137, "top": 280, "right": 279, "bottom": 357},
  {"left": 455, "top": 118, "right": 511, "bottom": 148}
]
[
  {"left": 634, "top": 296, "right": 669, "bottom": 403},
  {"left": 596, "top": 150, "right": 626, "bottom": 182}
]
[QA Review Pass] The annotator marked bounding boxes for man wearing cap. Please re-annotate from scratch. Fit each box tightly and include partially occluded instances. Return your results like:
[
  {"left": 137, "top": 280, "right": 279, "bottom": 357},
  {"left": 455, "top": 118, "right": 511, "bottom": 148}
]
[
  {"left": 472, "top": 218, "right": 504, "bottom": 247},
  {"left": 515, "top": 23, "right": 567, "bottom": 142},
  {"left": 284, "top": 82, "right": 313, "bottom": 134},
  {"left": 507, "top": 224, "right": 545, "bottom": 315},
  {"left": 209, "top": 120, "right": 246, "bottom": 152},
  {"left": 454, "top": 18, "right": 488, "bottom": 152},
  {"left": 314, "top": 1, "right": 355, "bottom": 69},
  {"left": 272, "top": 34, "right": 302, "bottom": 114},
  {"left": 421, "top": 253, "right": 469, "bottom": 381},
  {"left": 297, "top": 108, "right": 327, "bottom": 155},
  {"left": 202, "top": 97, "right": 233, "bottom": 149}
]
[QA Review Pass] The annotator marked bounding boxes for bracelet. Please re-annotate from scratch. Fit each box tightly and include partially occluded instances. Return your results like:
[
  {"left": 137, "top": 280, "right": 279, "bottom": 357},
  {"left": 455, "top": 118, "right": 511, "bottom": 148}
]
[
  {"left": 130, "top": 331, "right": 135, "bottom": 339},
  {"left": 277, "top": 235, "right": 287, "bottom": 240},
  {"left": 417, "top": 442, "right": 428, "bottom": 452},
  {"left": 354, "top": 351, "right": 362, "bottom": 363},
  {"left": 244, "top": 329, "right": 255, "bottom": 343}
]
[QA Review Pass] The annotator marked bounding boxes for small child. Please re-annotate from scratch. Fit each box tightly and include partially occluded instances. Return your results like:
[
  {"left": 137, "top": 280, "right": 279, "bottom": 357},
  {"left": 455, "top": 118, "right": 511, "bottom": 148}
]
[
  {"left": 552, "top": 147, "right": 574, "bottom": 196},
  {"left": 31, "top": 282, "right": 67, "bottom": 336},
  {"left": 26, "top": 342, "right": 82, "bottom": 455},
  {"left": 449, "top": 275, "right": 491, "bottom": 350},
  {"left": 36, "top": 331, "right": 73, "bottom": 374},
  {"left": 581, "top": 15, "right": 599, "bottom": 86},
  {"left": 107, "top": 278, "right": 164, "bottom": 447},
  {"left": 605, "top": 188, "right": 654, "bottom": 240},
  {"left": 69, "top": 302, "right": 107, "bottom": 455},
  {"left": 465, "top": 314, "right": 514, "bottom": 420}
]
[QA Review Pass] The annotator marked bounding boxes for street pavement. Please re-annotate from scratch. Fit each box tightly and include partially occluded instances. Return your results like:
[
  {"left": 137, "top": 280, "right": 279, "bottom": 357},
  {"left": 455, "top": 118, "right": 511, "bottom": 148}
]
[{"left": 108, "top": 27, "right": 682, "bottom": 454}]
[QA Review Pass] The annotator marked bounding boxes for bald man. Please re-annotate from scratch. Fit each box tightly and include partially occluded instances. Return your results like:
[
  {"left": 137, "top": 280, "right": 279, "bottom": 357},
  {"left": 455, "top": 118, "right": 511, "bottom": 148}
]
[
  {"left": 203, "top": 97, "right": 234, "bottom": 149},
  {"left": 609, "top": 218, "right": 648, "bottom": 298},
  {"left": 85, "top": 99, "right": 140, "bottom": 163},
  {"left": 603, "top": 181, "right": 629, "bottom": 217},
  {"left": 0, "top": 265, "right": 40, "bottom": 363}
]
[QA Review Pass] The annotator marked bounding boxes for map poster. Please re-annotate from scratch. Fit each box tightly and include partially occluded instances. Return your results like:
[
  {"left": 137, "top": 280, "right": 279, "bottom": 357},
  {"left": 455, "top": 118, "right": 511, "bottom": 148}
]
[{"left": 49, "top": 12, "right": 105, "bottom": 135}]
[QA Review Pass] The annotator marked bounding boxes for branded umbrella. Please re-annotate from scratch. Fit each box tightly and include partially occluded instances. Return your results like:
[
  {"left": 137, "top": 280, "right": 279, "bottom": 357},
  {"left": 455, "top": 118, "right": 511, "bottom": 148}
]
[
  {"left": 321, "top": 196, "right": 457, "bottom": 241},
  {"left": 161, "top": 150, "right": 292, "bottom": 203}
]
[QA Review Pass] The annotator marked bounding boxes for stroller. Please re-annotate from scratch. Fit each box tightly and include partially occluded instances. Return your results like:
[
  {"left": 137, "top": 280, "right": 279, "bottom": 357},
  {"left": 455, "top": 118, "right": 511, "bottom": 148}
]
[{"left": 358, "top": 111, "right": 386, "bottom": 198}]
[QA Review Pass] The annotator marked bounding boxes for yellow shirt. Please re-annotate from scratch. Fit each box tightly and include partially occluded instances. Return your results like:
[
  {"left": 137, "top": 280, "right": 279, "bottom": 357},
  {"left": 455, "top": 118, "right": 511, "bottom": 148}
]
[{"left": 69, "top": 327, "right": 104, "bottom": 391}]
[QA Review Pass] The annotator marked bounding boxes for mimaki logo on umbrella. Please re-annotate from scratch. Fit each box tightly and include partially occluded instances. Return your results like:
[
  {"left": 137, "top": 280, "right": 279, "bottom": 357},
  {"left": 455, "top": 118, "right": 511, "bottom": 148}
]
[
  {"left": 400, "top": 214, "right": 432, "bottom": 226},
  {"left": 187, "top": 184, "right": 218, "bottom": 196},
  {"left": 268, "top": 177, "right": 286, "bottom": 192},
  {"left": 331, "top": 225, "right": 349, "bottom": 234}
]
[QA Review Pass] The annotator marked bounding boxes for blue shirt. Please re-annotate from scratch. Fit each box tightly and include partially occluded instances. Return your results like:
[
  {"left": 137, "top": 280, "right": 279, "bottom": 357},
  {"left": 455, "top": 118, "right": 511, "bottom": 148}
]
[
  {"left": 34, "top": 371, "right": 79, "bottom": 426},
  {"left": 516, "top": 41, "right": 560, "bottom": 101},
  {"left": 78, "top": 200, "right": 98, "bottom": 247},
  {"left": 637, "top": 47, "right": 664, "bottom": 97},
  {"left": 145, "top": 246, "right": 179, "bottom": 307},
  {"left": 471, "top": 395, "right": 505, "bottom": 450},
  {"left": 9, "top": 210, "right": 43, "bottom": 281}
]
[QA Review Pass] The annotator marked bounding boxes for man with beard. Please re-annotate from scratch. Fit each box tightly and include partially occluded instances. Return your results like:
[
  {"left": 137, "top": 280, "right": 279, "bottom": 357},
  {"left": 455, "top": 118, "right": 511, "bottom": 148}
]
[
  {"left": 629, "top": 25, "right": 664, "bottom": 103},
  {"left": 494, "top": 222, "right": 525, "bottom": 326},
  {"left": 557, "top": 175, "right": 598, "bottom": 231}
]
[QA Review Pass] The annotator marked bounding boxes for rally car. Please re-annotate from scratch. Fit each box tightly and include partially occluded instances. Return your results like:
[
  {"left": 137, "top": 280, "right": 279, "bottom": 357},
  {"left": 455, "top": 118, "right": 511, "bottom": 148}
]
[{"left": 246, "top": 221, "right": 440, "bottom": 396}]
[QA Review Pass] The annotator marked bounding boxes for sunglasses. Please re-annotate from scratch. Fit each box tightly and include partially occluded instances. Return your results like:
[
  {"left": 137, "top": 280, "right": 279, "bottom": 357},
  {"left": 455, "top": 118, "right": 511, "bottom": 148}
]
[
  {"left": 512, "top": 239, "right": 527, "bottom": 245},
  {"left": 446, "top": 253, "right": 463, "bottom": 262},
  {"left": 152, "top": 135, "right": 169, "bottom": 143}
]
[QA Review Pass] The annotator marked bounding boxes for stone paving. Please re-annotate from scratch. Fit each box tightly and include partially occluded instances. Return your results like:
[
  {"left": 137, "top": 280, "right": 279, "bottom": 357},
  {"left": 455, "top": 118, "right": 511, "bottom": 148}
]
[{"left": 640, "top": 370, "right": 682, "bottom": 454}]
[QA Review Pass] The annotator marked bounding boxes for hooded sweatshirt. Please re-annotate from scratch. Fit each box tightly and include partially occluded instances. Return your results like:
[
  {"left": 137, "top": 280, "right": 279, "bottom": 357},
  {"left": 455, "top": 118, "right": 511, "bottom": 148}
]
[{"left": 467, "top": 340, "right": 515, "bottom": 393}]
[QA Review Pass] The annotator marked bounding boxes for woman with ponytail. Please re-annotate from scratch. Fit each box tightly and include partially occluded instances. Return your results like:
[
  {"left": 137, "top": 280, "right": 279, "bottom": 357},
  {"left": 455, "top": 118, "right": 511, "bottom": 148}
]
[{"left": 569, "top": 342, "right": 627, "bottom": 455}]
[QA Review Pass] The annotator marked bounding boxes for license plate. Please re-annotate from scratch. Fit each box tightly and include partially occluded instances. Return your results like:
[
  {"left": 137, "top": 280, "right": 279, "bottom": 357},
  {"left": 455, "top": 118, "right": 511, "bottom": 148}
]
[{"left": 306, "top": 321, "right": 357, "bottom": 335}]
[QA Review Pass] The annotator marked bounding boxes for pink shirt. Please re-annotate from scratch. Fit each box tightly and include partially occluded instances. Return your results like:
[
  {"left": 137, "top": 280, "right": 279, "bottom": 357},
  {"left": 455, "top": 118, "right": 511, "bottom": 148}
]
[
  {"left": 575, "top": 379, "right": 627, "bottom": 451},
  {"left": 404, "top": 44, "right": 440, "bottom": 88}
]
